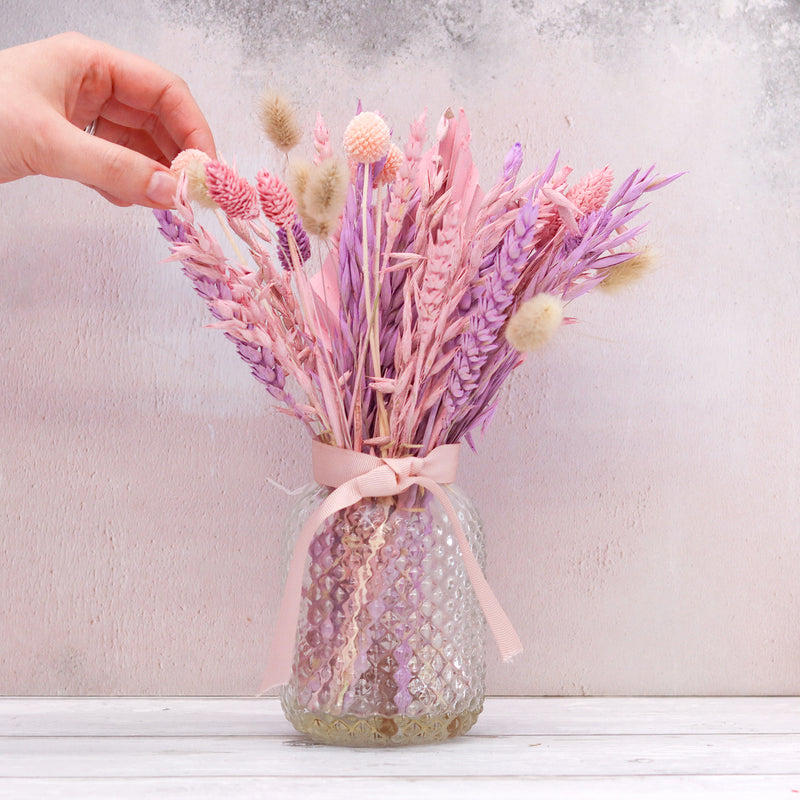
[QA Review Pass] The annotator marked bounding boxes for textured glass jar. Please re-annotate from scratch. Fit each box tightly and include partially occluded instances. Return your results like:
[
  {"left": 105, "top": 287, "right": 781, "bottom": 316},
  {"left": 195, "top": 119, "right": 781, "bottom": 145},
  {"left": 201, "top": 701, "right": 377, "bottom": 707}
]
[{"left": 279, "top": 483, "right": 487, "bottom": 746}]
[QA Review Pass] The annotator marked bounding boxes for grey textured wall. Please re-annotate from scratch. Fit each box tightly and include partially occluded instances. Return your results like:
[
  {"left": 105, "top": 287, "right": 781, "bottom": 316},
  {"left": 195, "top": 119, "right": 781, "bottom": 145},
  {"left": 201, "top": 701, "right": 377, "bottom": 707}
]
[{"left": 1, "top": 0, "right": 799, "bottom": 696}]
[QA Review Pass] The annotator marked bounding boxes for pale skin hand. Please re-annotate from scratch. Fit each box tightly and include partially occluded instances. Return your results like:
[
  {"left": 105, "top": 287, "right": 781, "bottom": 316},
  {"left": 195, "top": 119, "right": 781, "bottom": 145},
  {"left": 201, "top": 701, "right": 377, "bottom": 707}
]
[{"left": 0, "top": 32, "right": 216, "bottom": 208}]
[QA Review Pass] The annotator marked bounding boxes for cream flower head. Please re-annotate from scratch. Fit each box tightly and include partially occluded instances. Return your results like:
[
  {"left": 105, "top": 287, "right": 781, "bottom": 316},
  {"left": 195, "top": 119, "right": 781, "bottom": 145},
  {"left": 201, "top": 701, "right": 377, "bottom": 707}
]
[
  {"left": 170, "top": 149, "right": 216, "bottom": 209},
  {"left": 343, "top": 111, "right": 391, "bottom": 164},
  {"left": 505, "top": 293, "right": 564, "bottom": 352}
]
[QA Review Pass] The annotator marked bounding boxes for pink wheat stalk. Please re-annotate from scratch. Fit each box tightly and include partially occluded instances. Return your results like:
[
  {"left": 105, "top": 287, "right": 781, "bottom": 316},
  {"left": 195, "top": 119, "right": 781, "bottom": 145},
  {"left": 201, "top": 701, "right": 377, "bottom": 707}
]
[
  {"left": 283, "top": 223, "right": 351, "bottom": 448},
  {"left": 313, "top": 111, "right": 334, "bottom": 164},
  {"left": 390, "top": 209, "right": 468, "bottom": 451},
  {"left": 383, "top": 111, "right": 427, "bottom": 256}
]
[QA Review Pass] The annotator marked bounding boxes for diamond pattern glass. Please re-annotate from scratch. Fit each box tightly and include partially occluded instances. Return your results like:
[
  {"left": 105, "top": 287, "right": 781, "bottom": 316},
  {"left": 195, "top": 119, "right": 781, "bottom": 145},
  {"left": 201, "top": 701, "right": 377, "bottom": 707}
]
[{"left": 279, "top": 483, "right": 487, "bottom": 746}]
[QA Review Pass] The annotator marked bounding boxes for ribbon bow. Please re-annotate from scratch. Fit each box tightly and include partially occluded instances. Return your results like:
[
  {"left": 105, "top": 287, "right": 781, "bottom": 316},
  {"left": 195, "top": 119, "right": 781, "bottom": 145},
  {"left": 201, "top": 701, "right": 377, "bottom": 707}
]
[{"left": 260, "top": 440, "right": 522, "bottom": 693}]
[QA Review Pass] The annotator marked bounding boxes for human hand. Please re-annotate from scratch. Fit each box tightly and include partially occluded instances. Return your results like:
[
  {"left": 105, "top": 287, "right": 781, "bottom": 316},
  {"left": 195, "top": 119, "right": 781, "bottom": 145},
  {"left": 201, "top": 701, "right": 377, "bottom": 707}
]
[{"left": 0, "top": 32, "right": 216, "bottom": 208}]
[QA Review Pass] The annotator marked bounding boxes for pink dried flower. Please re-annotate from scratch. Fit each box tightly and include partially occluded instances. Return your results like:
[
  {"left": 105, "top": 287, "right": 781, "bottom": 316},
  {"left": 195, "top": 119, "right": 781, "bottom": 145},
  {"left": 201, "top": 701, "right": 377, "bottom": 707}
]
[
  {"left": 256, "top": 169, "right": 297, "bottom": 227},
  {"left": 170, "top": 149, "right": 216, "bottom": 209},
  {"left": 204, "top": 160, "right": 260, "bottom": 219},
  {"left": 343, "top": 111, "right": 391, "bottom": 164},
  {"left": 313, "top": 111, "right": 334, "bottom": 164},
  {"left": 384, "top": 112, "right": 427, "bottom": 249},
  {"left": 376, "top": 143, "right": 403, "bottom": 184},
  {"left": 566, "top": 166, "right": 614, "bottom": 214},
  {"left": 533, "top": 166, "right": 573, "bottom": 243},
  {"left": 156, "top": 104, "right": 678, "bottom": 459}
]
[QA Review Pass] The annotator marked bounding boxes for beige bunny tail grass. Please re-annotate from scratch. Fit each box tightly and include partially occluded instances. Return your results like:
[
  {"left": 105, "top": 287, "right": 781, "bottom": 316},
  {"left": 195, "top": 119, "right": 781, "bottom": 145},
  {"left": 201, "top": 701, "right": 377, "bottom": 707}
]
[{"left": 259, "top": 89, "right": 303, "bottom": 152}]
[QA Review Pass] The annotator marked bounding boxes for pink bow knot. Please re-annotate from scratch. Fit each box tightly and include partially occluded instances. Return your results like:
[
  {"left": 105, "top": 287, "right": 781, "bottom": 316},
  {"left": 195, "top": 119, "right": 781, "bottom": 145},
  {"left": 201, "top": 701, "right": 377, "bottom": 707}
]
[{"left": 355, "top": 460, "right": 413, "bottom": 495}]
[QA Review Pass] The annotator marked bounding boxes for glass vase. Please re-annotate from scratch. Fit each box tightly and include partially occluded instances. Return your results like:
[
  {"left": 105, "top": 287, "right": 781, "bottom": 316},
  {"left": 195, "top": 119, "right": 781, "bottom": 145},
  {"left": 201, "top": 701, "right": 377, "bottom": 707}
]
[{"left": 278, "top": 483, "right": 487, "bottom": 746}]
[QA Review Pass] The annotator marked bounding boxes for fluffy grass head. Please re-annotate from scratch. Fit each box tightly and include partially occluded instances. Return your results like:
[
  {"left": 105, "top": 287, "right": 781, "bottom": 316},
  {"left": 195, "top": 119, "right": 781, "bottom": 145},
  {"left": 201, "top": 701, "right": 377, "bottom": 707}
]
[
  {"left": 600, "top": 247, "right": 657, "bottom": 293},
  {"left": 505, "top": 293, "right": 564, "bottom": 352},
  {"left": 259, "top": 90, "right": 303, "bottom": 153},
  {"left": 286, "top": 159, "right": 347, "bottom": 237},
  {"left": 305, "top": 159, "right": 348, "bottom": 223}
]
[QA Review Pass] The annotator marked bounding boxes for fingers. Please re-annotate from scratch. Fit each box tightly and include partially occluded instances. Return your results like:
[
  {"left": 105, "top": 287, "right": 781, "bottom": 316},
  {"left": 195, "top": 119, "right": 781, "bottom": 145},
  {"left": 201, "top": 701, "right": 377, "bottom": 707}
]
[
  {"left": 89, "top": 186, "right": 133, "bottom": 207},
  {"left": 48, "top": 117, "right": 179, "bottom": 208},
  {"left": 93, "top": 98, "right": 183, "bottom": 164},
  {"left": 100, "top": 45, "right": 216, "bottom": 157},
  {"left": 92, "top": 115, "right": 176, "bottom": 167},
  {"left": 0, "top": 33, "right": 215, "bottom": 206}
]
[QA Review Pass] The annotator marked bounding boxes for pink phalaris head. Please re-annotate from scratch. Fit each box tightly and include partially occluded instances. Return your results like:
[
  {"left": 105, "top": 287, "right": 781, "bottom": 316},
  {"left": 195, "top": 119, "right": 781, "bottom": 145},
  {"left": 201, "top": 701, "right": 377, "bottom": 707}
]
[
  {"left": 566, "top": 166, "right": 614, "bottom": 214},
  {"left": 256, "top": 169, "right": 297, "bottom": 227},
  {"left": 204, "top": 160, "right": 260, "bottom": 219},
  {"left": 376, "top": 143, "right": 403, "bottom": 185},
  {"left": 343, "top": 111, "right": 391, "bottom": 164}
]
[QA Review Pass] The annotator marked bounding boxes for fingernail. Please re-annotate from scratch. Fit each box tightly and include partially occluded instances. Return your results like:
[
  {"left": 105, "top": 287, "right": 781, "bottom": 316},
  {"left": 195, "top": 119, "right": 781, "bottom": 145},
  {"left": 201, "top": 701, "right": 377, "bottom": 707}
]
[{"left": 146, "top": 170, "right": 178, "bottom": 207}]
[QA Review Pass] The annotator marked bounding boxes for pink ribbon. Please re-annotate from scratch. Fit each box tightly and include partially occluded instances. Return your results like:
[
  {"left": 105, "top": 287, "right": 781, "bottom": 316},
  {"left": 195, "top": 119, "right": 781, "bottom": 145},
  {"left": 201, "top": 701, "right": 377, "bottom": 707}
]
[{"left": 260, "top": 440, "right": 522, "bottom": 693}]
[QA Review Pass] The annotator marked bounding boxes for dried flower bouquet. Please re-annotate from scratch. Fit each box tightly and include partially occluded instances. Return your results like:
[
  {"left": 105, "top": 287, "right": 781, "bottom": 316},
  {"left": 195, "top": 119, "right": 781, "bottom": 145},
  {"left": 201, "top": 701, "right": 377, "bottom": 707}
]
[
  {"left": 154, "top": 96, "right": 677, "bottom": 737},
  {"left": 157, "top": 101, "right": 676, "bottom": 456}
]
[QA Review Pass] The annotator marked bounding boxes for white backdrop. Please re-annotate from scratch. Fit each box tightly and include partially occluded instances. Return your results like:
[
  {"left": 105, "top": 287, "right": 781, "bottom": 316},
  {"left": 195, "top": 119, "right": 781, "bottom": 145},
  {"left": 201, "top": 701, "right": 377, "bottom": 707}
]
[{"left": 1, "top": 0, "right": 798, "bottom": 696}]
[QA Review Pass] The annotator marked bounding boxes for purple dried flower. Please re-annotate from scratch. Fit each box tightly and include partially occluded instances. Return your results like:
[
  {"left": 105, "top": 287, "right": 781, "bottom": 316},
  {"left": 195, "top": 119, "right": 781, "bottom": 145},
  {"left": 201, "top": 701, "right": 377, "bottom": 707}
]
[
  {"left": 501, "top": 142, "right": 523, "bottom": 184},
  {"left": 438, "top": 196, "right": 540, "bottom": 443},
  {"left": 277, "top": 217, "right": 312, "bottom": 270},
  {"left": 154, "top": 209, "right": 312, "bottom": 429}
]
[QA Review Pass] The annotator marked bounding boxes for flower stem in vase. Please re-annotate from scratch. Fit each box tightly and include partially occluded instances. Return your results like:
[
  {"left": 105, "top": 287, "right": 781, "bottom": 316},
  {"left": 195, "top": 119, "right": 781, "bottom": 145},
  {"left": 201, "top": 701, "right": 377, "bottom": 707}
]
[
  {"left": 335, "top": 496, "right": 395, "bottom": 713},
  {"left": 388, "top": 485, "right": 429, "bottom": 715},
  {"left": 294, "top": 496, "right": 394, "bottom": 715}
]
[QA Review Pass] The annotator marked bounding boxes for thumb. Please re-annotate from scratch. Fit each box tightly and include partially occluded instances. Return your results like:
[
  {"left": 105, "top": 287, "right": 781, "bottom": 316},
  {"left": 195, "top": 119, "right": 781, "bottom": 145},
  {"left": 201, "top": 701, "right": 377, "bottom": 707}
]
[{"left": 46, "top": 119, "right": 178, "bottom": 208}]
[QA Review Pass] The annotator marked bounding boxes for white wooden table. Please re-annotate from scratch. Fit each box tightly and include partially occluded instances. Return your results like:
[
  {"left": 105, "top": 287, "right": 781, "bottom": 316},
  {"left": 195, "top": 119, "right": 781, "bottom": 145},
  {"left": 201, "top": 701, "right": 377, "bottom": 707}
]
[{"left": 0, "top": 697, "right": 798, "bottom": 798}]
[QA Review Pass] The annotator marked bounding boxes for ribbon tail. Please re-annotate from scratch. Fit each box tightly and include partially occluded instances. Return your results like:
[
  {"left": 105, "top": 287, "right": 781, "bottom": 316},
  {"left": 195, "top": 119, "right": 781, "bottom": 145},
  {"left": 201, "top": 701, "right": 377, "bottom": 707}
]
[
  {"left": 258, "top": 480, "right": 366, "bottom": 694},
  {"left": 418, "top": 478, "right": 524, "bottom": 661}
]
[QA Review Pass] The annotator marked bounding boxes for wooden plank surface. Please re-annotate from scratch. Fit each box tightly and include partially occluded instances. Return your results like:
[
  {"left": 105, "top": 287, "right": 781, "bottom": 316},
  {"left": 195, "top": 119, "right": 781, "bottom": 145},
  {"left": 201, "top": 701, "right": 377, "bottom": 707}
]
[
  {"left": 1, "top": 776, "right": 799, "bottom": 800},
  {"left": 3, "top": 696, "right": 799, "bottom": 736},
  {"left": 2, "top": 732, "right": 800, "bottom": 777},
  {"left": 0, "top": 697, "right": 798, "bottom": 800}
]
